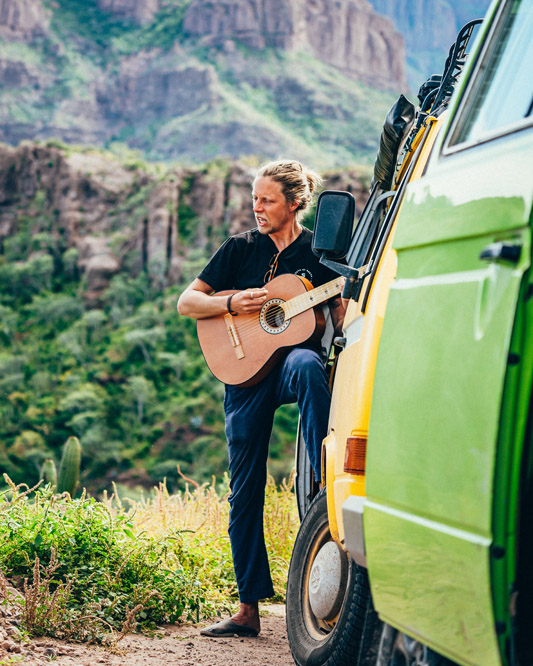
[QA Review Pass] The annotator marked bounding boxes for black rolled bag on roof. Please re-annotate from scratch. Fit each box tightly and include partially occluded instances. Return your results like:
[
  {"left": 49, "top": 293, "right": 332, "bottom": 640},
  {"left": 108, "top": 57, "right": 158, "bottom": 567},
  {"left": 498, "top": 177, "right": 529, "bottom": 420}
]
[{"left": 372, "top": 94, "right": 415, "bottom": 191}]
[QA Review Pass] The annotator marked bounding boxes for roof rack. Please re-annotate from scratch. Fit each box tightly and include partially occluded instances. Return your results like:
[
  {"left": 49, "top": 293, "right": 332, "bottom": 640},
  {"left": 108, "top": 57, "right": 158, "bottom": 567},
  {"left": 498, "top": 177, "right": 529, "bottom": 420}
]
[
  {"left": 426, "top": 18, "right": 484, "bottom": 115},
  {"left": 409, "top": 17, "right": 484, "bottom": 141},
  {"left": 370, "top": 18, "right": 484, "bottom": 194}
]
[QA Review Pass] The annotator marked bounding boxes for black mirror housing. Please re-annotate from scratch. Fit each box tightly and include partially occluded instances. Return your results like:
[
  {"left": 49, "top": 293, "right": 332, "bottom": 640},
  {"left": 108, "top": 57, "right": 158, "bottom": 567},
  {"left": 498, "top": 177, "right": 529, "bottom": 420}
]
[{"left": 312, "top": 190, "right": 355, "bottom": 260}]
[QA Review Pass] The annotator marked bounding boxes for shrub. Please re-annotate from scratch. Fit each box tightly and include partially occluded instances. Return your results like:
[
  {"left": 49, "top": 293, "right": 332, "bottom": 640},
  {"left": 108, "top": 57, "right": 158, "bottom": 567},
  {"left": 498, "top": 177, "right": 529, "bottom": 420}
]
[{"left": 0, "top": 472, "right": 298, "bottom": 643}]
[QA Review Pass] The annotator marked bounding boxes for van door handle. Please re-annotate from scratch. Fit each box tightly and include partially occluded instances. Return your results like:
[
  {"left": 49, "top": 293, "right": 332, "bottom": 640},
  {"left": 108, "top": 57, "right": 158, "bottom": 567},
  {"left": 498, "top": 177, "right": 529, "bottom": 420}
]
[{"left": 480, "top": 242, "right": 521, "bottom": 264}]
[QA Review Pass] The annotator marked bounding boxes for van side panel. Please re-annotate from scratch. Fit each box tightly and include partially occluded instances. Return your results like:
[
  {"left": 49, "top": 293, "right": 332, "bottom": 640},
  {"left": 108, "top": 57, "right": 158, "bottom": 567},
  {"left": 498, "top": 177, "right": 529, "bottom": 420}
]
[{"left": 365, "top": 132, "right": 532, "bottom": 666}]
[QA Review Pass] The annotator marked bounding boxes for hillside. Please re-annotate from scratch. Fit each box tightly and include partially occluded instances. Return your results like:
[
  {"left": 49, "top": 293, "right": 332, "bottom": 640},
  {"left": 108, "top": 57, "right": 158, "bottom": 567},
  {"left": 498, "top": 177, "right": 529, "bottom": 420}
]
[
  {"left": 0, "top": 0, "right": 407, "bottom": 168},
  {"left": 0, "top": 140, "right": 369, "bottom": 494}
]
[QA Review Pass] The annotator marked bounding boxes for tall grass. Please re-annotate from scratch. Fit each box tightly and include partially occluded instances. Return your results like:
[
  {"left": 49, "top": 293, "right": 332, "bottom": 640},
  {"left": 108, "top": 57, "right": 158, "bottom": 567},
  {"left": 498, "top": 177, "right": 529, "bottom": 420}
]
[{"left": 0, "top": 472, "right": 298, "bottom": 644}]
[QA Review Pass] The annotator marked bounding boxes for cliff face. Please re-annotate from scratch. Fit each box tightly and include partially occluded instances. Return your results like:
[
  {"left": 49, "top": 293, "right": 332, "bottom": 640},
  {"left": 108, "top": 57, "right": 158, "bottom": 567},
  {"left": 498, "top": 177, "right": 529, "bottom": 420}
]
[
  {"left": 183, "top": 0, "right": 303, "bottom": 50},
  {"left": 183, "top": 0, "right": 406, "bottom": 89},
  {"left": 0, "top": 0, "right": 49, "bottom": 38},
  {"left": 0, "top": 143, "right": 368, "bottom": 298},
  {"left": 96, "top": 54, "right": 219, "bottom": 128},
  {"left": 0, "top": 0, "right": 405, "bottom": 166},
  {"left": 95, "top": 0, "right": 407, "bottom": 90},
  {"left": 97, "top": 0, "right": 160, "bottom": 25}
]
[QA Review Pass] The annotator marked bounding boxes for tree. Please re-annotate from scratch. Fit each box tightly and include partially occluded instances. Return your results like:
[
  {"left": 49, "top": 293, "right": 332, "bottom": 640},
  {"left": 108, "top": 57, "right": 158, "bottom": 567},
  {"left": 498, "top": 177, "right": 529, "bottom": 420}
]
[{"left": 125, "top": 376, "right": 156, "bottom": 423}]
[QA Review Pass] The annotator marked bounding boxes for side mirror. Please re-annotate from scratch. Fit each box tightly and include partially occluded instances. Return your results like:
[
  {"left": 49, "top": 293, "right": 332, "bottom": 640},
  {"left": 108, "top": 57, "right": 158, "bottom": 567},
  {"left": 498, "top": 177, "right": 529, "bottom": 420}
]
[{"left": 312, "top": 190, "right": 355, "bottom": 260}]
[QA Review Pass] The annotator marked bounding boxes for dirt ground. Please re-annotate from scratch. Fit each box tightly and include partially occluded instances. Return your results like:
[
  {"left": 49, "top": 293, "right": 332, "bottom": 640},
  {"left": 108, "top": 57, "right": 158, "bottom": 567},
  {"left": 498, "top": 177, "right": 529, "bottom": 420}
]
[{"left": 0, "top": 604, "right": 295, "bottom": 666}]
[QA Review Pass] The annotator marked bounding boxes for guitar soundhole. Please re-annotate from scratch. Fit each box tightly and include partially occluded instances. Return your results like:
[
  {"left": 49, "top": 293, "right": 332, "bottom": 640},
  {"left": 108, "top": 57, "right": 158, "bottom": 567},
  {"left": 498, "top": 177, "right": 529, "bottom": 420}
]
[
  {"left": 266, "top": 304, "right": 285, "bottom": 328},
  {"left": 259, "top": 298, "right": 290, "bottom": 335}
]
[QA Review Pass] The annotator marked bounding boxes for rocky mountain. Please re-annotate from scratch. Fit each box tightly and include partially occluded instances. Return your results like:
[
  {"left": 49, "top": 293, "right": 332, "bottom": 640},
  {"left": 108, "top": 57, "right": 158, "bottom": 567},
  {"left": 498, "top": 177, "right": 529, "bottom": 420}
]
[
  {"left": 0, "top": 0, "right": 407, "bottom": 168},
  {"left": 182, "top": 0, "right": 406, "bottom": 88},
  {"left": 367, "top": 0, "right": 492, "bottom": 88},
  {"left": 98, "top": 0, "right": 160, "bottom": 25},
  {"left": 0, "top": 0, "right": 50, "bottom": 38}
]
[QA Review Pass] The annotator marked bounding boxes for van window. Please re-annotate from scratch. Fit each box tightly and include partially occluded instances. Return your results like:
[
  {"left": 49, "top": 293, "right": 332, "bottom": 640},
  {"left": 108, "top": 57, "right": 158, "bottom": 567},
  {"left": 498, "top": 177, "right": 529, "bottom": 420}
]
[{"left": 450, "top": 0, "right": 533, "bottom": 145}]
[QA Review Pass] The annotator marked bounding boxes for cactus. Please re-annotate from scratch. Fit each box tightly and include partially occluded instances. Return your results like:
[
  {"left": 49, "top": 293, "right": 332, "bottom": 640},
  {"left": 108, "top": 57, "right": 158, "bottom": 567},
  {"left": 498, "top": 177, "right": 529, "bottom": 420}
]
[
  {"left": 56, "top": 436, "right": 81, "bottom": 496},
  {"left": 41, "top": 458, "right": 58, "bottom": 487}
]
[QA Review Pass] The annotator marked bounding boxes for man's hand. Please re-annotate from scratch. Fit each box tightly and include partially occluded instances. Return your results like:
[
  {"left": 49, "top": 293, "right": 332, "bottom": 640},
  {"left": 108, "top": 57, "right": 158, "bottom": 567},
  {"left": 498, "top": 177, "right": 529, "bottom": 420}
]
[
  {"left": 178, "top": 278, "right": 269, "bottom": 319},
  {"left": 230, "top": 289, "right": 268, "bottom": 314}
]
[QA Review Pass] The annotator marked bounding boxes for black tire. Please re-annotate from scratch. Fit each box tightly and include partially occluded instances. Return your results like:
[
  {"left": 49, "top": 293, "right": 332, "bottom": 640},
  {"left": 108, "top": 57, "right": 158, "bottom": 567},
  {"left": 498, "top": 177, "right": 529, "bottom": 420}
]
[
  {"left": 377, "top": 623, "right": 457, "bottom": 666},
  {"left": 286, "top": 488, "right": 381, "bottom": 666}
]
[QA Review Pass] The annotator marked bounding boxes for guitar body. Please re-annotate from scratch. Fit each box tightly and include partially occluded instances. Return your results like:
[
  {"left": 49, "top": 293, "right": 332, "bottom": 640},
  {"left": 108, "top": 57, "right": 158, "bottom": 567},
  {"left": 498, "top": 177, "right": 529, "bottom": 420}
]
[{"left": 197, "top": 273, "right": 326, "bottom": 387}]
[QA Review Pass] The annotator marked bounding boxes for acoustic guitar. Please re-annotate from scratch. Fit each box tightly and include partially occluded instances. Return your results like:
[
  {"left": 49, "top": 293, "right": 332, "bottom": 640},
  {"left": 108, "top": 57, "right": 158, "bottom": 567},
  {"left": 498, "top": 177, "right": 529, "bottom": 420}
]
[{"left": 197, "top": 272, "right": 343, "bottom": 387}]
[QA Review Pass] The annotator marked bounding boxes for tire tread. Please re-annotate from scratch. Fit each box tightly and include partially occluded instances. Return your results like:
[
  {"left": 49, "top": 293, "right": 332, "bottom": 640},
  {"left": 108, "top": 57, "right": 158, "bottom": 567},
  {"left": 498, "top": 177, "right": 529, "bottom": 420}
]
[{"left": 286, "top": 489, "right": 381, "bottom": 666}]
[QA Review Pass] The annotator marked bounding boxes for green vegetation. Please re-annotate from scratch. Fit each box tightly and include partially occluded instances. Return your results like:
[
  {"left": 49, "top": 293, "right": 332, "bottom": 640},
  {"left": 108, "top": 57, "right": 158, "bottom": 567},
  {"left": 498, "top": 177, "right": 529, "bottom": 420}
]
[
  {"left": 139, "top": 46, "right": 396, "bottom": 168},
  {"left": 44, "top": 0, "right": 194, "bottom": 56},
  {"left": 0, "top": 150, "right": 302, "bottom": 642},
  {"left": 56, "top": 436, "right": 82, "bottom": 496},
  {"left": 0, "top": 474, "right": 298, "bottom": 641},
  {"left": 211, "top": 48, "right": 396, "bottom": 168},
  {"left": 113, "top": 1, "right": 196, "bottom": 54},
  {"left": 40, "top": 459, "right": 57, "bottom": 486},
  {"left": 46, "top": 0, "right": 129, "bottom": 53},
  {"left": 0, "top": 171, "right": 301, "bottom": 494},
  {"left": 0, "top": 273, "right": 222, "bottom": 493}
]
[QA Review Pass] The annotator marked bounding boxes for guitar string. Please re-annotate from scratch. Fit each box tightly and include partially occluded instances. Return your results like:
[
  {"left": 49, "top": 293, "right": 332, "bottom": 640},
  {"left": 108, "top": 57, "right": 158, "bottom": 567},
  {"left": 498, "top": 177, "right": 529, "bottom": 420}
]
[
  {"left": 222, "top": 280, "right": 342, "bottom": 338},
  {"left": 230, "top": 279, "right": 343, "bottom": 338},
  {"left": 219, "top": 279, "right": 343, "bottom": 343}
]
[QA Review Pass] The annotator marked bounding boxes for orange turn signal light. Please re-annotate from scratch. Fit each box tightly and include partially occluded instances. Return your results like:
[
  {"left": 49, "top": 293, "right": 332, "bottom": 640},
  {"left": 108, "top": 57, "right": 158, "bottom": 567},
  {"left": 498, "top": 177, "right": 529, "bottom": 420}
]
[{"left": 344, "top": 435, "right": 367, "bottom": 475}]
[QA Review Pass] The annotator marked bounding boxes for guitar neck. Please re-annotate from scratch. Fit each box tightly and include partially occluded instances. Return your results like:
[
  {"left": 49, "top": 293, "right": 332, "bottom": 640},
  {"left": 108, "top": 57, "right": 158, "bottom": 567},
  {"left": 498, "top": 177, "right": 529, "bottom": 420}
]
[{"left": 283, "top": 277, "right": 343, "bottom": 319}]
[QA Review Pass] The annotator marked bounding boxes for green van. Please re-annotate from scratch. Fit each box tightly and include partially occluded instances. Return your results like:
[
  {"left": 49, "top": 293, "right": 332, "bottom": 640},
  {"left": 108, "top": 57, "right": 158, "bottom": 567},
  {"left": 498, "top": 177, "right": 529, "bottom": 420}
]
[
  {"left": 364, "top": 0, "right": 533, "bottom": 663},
  {"left": 288, "top": 0, "right": 533, "bottom": 664}
]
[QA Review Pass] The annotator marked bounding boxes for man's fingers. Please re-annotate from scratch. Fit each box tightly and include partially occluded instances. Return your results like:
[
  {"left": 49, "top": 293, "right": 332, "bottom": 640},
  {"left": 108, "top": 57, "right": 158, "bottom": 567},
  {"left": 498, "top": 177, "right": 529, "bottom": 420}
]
[
  {"left": 249, "top": 289, "right": 268, "bottom": 300},
  {"left": 232, "top": 289, "right": 268, "bottom": 313}
]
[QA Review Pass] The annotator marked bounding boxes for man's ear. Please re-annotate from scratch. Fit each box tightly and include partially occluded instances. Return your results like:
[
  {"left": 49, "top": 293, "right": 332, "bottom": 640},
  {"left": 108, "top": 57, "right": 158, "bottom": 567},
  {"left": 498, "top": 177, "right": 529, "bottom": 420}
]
[{"left": 289, "top": 199, "right": 300, "bottom": 213}]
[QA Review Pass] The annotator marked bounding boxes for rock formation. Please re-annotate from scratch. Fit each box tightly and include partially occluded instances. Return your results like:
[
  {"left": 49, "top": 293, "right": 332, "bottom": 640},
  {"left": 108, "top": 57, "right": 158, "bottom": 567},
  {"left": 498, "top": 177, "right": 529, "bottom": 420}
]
[
  {"left": 0, "top": 59, "right": 38, "bottom": 88},
  {"left": 97, "top": 53, "right": 219, "bottom": 127},
  {"left": 0, "top": 0, "right": 49, "bottom": 39},
  {"left": 183, "top": 0, "right": 406, "bottom": 89},
  {"left": 0, "top": 142, "right": 368, "bottom": 298},
  {"left": 0, "top": 0, "right": 406, "bottom": 165},
  {"left": 369, "top": 0, "right": 490, "bottom": 53},
  {"left": 183, "top": 0, "right": 305, "bottom": 50},
  {"left": 97, "top": 0, "right": 159, "bottom": 25}
]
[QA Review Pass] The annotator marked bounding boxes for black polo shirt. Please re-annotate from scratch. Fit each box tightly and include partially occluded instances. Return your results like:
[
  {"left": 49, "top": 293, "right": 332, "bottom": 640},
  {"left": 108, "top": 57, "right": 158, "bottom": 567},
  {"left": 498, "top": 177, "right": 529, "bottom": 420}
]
[{"left": 198, "top": 227, "right": 338, "bottom": 292}]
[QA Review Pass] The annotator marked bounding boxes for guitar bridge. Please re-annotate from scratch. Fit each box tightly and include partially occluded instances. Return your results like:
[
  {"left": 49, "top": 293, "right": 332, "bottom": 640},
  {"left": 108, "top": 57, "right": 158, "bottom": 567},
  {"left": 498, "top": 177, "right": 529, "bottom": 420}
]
[{"left": 224, "top": 315, "right": 245, "bottom": 359}]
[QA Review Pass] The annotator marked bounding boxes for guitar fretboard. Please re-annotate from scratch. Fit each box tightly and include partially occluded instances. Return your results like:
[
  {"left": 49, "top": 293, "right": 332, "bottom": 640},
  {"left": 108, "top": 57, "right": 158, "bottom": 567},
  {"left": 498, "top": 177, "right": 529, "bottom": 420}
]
[{"left": 282, "top": 277, "right": 343, "bottom": 320}]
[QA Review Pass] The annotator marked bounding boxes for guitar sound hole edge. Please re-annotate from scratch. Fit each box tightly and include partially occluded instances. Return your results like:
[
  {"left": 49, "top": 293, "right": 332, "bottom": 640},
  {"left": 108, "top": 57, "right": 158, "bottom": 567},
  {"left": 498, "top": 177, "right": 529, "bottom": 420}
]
[{"left": 259, "top": 299, "right": 290, "bottom": 335}]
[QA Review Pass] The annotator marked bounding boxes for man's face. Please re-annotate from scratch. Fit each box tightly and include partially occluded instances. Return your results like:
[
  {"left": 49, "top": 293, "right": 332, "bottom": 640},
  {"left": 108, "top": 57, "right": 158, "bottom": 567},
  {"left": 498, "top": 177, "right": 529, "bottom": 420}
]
[{"left": 252, "top": 177, "right": 298, "bottom": 236}]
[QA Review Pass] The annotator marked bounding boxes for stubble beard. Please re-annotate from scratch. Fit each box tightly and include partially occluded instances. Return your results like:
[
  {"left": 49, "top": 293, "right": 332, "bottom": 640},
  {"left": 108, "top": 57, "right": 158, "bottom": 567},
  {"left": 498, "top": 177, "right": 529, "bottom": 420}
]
[{"left": 256, "top": 220, "right": 274, "bottom": 235}]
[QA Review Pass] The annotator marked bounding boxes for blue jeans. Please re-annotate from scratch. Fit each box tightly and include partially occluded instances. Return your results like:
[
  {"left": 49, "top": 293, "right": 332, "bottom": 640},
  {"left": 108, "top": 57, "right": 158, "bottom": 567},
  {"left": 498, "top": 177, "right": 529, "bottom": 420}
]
[{"left": 224, "top": 346, "right": 331, "bottom": 603}]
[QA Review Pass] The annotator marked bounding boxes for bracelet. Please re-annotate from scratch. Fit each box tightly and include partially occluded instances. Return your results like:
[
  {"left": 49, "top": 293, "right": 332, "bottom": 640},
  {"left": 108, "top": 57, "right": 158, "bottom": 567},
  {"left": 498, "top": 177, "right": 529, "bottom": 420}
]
[{"left": 227, "top": 294, "right": 238, "bottom": 316}]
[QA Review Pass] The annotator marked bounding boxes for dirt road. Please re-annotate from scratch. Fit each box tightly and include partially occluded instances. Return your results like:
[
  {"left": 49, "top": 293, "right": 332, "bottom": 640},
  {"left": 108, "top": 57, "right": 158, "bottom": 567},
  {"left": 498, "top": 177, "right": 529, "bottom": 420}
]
[{"left": 2, "top": 605, "right": 295, "bottom": 666}]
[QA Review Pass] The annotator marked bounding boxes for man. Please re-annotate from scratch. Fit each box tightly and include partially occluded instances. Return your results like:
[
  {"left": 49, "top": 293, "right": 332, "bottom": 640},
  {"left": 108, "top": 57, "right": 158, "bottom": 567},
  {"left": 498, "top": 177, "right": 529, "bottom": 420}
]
[{"left": 177, "top": 159, "right": 345, "bottom": 637}]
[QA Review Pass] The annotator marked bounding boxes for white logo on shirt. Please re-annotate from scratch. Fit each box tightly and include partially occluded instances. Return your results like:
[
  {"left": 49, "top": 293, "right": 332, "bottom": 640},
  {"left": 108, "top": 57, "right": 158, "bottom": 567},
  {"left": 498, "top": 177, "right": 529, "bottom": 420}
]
[{"left": 295, "top": 268, "right": 313, "bottom": 281}]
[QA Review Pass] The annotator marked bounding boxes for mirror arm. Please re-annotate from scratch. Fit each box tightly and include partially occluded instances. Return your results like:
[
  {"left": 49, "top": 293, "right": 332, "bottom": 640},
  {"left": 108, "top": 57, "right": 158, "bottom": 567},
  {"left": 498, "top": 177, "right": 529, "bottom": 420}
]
[{"left": 318, "top": 254, "right": 372, "bottom": 300}]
